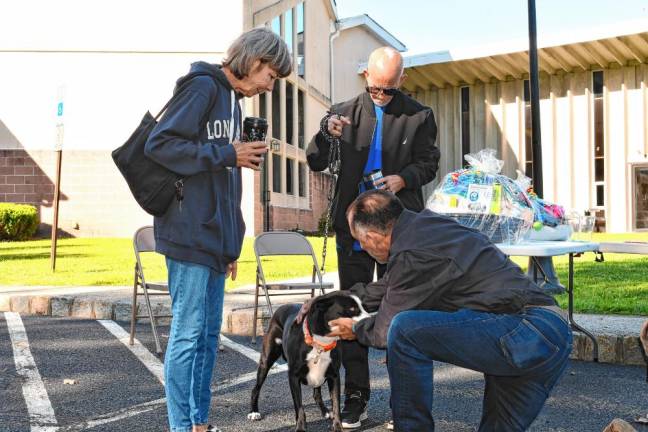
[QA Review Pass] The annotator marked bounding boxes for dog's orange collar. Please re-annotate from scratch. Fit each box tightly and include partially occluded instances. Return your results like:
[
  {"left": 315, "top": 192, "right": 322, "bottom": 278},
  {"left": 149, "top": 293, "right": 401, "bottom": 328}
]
[{"left": 303, "top": 320, "right": 337, "bottom": 352}]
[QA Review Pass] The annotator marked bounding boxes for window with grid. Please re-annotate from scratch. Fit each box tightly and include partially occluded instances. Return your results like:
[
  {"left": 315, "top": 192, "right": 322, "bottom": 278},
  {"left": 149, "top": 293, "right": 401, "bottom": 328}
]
[
  {"left": 296, "top": 3, "right": 305, "bottom": 78},
  {"left": 286, "top": 158, "right": 294, "bottom": 195},
  {"left": 286, "top": 81, "right": 294, "bottom": 146},
  {"left": 298, "top": 162, "right": 306, "bottom": 197},
  {"left": 524, "top": 80, "right": 533, "bottom": 178},
  {"left": 272, "top": 153, "right": 282, "bottom": 193},
  {"left": 460, "top": 86, "right": 470, "bottom": 163},
  {"left": 593, "top": 71, "right": 605, "bottom": 208}
]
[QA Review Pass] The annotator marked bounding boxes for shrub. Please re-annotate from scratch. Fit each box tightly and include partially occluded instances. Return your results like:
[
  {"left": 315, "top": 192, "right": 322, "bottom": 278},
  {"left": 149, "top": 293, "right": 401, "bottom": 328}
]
[
  {"left": 317, "top": 211, "right": 334, "bottom": 237},
  {"left": 0, "top": 203, "right": 39, "bottom": 241}
]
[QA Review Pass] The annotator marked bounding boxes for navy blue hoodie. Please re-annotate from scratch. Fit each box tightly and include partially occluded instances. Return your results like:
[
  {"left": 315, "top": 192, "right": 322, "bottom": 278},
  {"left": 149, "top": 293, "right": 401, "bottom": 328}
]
[{"left": 144, "top": 62, "right": 244, "bottom": 272}]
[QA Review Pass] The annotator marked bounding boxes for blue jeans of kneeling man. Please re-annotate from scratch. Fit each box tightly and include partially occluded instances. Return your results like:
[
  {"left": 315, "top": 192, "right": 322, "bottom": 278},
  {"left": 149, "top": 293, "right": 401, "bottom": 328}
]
[
  {"left": 387, "top": 307, "right": 572, "bottom": 432},
  {"left": 165, "top": 257, "right": 225, "bottom": 432}
]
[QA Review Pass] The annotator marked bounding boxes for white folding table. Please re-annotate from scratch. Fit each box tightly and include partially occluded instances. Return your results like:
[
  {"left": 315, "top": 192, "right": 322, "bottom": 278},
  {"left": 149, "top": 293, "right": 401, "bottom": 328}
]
[{"left": 495, "top": 241, "right": 601, "bottom": 361}]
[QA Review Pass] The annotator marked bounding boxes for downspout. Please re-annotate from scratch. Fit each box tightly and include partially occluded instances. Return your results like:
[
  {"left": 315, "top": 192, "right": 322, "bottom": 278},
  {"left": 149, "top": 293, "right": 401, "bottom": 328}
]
[{"left": 329, "top": 20, "right": 340, "bottom": 105}]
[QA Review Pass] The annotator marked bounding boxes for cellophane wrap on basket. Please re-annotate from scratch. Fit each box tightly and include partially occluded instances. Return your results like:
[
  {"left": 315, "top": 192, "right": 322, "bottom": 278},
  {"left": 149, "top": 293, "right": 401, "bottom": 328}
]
[
  {"left": 514, "top": 171, "right": 566, "bottom": 227},
  {"left": 426, "top": 149, "right": 534, "bottom": 244}
]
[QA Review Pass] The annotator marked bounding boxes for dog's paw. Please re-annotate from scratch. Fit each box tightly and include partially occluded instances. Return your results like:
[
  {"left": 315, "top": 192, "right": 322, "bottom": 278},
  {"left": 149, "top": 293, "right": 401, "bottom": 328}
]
[
  {"left": 247, "top": 412, "right": 262, "bottom": 421},
  {"left": 330, "top": 422, "right": 343, "bottom": 432}
]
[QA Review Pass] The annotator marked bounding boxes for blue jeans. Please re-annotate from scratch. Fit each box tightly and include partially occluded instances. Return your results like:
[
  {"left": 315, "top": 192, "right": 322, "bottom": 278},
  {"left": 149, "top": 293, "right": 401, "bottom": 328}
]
[
  {"left": 165, "top": 257, "right": 225, "bottom": 432},
  {"left": 387, "top": 307, "right": 572, "bottom": 432}
]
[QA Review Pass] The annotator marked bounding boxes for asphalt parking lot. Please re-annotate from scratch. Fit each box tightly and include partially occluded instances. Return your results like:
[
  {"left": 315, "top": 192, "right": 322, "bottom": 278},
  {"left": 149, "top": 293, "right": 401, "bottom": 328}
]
[{"left": 1, "top": 313, "right": 647, "bottom": 432}]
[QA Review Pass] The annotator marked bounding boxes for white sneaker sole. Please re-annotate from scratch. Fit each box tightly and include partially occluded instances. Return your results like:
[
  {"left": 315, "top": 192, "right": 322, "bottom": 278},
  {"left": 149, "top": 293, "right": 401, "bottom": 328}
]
[{"left": 341, "top": 411, "right": 368, "bottom": 429}]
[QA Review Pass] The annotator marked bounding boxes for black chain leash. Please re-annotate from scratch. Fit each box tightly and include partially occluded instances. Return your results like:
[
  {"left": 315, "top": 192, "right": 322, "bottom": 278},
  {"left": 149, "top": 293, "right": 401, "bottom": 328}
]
[{"left": 319, "top": 112, "right": 342, "bottom": 274}]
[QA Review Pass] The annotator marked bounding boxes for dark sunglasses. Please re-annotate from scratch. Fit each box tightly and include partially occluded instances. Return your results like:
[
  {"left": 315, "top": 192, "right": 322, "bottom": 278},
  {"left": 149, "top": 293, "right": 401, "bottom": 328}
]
[{"left": 365, "top": 86, "right": 399, "bottom": 96}]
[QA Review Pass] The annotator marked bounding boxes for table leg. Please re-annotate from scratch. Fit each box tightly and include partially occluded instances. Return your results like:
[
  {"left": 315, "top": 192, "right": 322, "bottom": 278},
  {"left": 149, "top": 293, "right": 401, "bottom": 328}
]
[
  {"left": 567, "top": 253, "right": 599, "bottom": 362},
  {"left": 531, "top": 257, "right": 549, "bottom": 282}
]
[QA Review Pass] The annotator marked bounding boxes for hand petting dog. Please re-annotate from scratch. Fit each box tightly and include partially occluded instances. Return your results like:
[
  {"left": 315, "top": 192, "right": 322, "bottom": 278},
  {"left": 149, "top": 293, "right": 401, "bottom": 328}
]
[
  {"left": 297, "top": 297, "right": 368, "bottom": 340},
  {"left": 327, "top": 318, "right": 357, "bottom": 340}
]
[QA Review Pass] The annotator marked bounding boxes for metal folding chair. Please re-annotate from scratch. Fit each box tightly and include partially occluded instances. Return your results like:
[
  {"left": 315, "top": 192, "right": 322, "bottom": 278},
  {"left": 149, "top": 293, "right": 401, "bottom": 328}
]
[
  {"left": 129, "top": 225, "right": 172, "bottom": 355},
  {"left": 251, "top": 231, "right": 335, "bottom": 342}
]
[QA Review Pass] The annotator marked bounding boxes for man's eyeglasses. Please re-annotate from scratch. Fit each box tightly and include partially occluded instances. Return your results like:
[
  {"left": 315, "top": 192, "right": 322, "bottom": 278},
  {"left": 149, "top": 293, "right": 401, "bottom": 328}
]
[{"left": 365, "top": 86, "right": 399, "bottom": 96}]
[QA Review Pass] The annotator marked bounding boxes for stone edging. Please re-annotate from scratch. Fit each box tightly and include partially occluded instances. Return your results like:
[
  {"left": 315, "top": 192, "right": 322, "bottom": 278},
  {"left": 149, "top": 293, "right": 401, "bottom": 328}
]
[{"left": 0, "top": 294, "right": 645, "bottom": 367}]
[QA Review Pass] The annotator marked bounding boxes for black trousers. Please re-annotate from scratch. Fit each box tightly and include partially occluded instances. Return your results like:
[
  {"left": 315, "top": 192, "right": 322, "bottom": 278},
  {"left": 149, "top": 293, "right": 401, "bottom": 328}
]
[{"left": 337, "top": 245, "right": 386, "bottom": 400}]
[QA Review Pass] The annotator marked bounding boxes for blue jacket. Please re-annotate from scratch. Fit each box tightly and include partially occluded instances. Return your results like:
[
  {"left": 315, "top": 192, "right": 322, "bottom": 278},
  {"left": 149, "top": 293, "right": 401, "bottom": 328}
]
[{"left": 145, "top": 62, "right": 244, "bottom": 272}]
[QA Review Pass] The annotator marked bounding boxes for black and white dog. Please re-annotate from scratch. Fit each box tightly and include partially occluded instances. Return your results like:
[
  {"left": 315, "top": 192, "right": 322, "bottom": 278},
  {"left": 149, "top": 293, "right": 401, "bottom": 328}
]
[{"left": 247, "top": 291, "right": 370, "bottom": 432}]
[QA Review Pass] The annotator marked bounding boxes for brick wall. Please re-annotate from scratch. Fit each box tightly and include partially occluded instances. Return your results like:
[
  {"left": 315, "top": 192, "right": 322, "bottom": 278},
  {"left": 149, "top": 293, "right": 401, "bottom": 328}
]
[
  {"left": 1, "top": 148, "right": 333, "bottom": 238},
  {"left": 265, "top": 171, "right": 332, "bottom": 234},
  {"left": 0, "top": 149, "right": 152, "bottom": 237},
  {"left": 0, "top": 150, "right": 55, "bottom": 207}
]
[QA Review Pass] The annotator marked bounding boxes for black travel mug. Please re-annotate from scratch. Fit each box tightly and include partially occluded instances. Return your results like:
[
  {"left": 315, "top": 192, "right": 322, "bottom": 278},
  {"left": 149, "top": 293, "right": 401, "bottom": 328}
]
[
  {"left": 242, "top": 117, "right": 268, "bottom": 142},
  {"left": 242, "top": 117, "right": 268, "bottom": 169}
]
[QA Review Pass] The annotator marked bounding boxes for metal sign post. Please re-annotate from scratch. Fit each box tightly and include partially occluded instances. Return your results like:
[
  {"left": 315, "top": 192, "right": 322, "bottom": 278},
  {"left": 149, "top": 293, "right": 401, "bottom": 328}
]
[
  {"left": 51, "top": 85, "right": 65, "bottom": 271},
  {"left": 262, "top": 157, "right": 270, "bottom": 232}
]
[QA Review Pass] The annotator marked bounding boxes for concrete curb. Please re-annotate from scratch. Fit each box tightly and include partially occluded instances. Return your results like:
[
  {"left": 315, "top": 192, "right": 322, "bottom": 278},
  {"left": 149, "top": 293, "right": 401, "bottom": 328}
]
[{"left": 0, "top": 290, "right": 646, "bottom": 367}]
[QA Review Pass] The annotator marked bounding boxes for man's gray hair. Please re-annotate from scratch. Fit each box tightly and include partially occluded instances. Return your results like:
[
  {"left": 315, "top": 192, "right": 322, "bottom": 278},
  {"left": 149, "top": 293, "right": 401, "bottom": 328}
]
[
  {"left": 347, "top": 190, "right": 404, "bottom": 234},
  {"left": 223, "top": 27, "right": 292, "bottom": 79}
]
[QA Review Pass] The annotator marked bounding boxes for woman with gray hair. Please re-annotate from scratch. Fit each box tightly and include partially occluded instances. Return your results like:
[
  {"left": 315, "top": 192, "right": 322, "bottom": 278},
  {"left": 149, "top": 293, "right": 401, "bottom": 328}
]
[{"left": 145, "top": 27, "right": 291, "bottom": 432}]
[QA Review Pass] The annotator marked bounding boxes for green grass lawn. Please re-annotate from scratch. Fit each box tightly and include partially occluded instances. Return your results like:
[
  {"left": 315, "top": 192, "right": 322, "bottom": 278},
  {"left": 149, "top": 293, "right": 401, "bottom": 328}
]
[
  {"left": 1, "top": 233, "right": 646, "bottom": 315},
  {"left": 509, "top": 232, "right": 648, "bottom": 316},
  {"left": 0, "top": 236, "right": 338, "bottom": 291}
]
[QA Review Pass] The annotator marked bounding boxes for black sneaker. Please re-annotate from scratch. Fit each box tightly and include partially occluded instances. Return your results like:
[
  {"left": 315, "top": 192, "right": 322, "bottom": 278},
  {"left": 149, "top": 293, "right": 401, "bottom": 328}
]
[{"left": 341, "top": 391, "right": 368, "bottom": 429}]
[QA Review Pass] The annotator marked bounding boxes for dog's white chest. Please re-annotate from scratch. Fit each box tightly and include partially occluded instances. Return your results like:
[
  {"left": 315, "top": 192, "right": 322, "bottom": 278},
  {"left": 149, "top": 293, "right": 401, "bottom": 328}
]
[{"left": 305, "top": 348, "right": 331, "bottom": 387}]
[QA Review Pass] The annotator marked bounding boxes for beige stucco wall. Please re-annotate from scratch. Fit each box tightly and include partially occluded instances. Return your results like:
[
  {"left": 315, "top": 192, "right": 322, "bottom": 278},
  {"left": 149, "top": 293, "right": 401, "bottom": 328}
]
[
  {"left": 303, "top": 0, "right": 334, "bottom": 102},
  {"left": 0, "top": 1, "right": 245, "bottom": 237},
  {"left": 332, "top": 27, "right": 385, "bottom": 103},
  {"left": 414, "top": 64, "right": 648, "bottom": 232}
]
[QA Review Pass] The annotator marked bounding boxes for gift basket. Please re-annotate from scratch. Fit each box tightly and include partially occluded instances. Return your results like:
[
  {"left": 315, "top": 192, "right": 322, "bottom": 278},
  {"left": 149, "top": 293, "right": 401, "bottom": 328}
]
[
  {"left": 514, "top": 171, "right": 571, "bottom": 241},
  {"left": 426, "top": 149, "right": 534, "bottom": 244}
]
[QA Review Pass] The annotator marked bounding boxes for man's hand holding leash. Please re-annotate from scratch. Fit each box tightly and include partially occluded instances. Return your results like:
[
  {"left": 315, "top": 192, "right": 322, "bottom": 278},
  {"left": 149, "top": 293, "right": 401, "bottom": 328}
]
[{"left": 327, "top": 115, "right": 351, "bottom": 138}]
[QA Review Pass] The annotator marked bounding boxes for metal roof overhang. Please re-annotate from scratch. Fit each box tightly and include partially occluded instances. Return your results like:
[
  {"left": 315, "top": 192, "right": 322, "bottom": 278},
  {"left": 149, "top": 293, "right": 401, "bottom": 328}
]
[{"left": 401, "top": 26, "right": 648, "bottom": 92}]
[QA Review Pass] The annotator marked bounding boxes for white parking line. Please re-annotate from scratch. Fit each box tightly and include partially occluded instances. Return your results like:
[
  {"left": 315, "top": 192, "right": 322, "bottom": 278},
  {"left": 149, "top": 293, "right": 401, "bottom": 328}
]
[
  {"left": 97, "top": 320, "right": 165, "bottom": 385},
  {"left": 58, "top": 327, "right": 287, "bottom": 431},
  {"left": 219, "top": 335, "right": 288, "bottom": 378},
  {"left": 219, "top": 335, "right": 263, "bottom": 362},
  {"left": 5, "top": 312, "right": 59, "bottom": 432},
  {"left": 60, "top": 366, "right": 289, "bottom": 431}
]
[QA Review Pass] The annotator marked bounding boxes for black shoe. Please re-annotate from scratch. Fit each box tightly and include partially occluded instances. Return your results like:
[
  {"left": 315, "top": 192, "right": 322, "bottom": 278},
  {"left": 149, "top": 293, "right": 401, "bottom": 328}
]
[{"left": 341, "top": 391, "right": 368, "bottom": 429}]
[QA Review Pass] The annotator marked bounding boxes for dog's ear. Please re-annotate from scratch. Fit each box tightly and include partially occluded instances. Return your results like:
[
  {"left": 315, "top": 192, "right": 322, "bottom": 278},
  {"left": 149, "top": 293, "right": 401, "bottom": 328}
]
[
  {"left": 313, "top": 296, "right": 335, "bottom": 311},
  {"left": 294, "top": 298, "right": 316, "bottom": 326}
]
